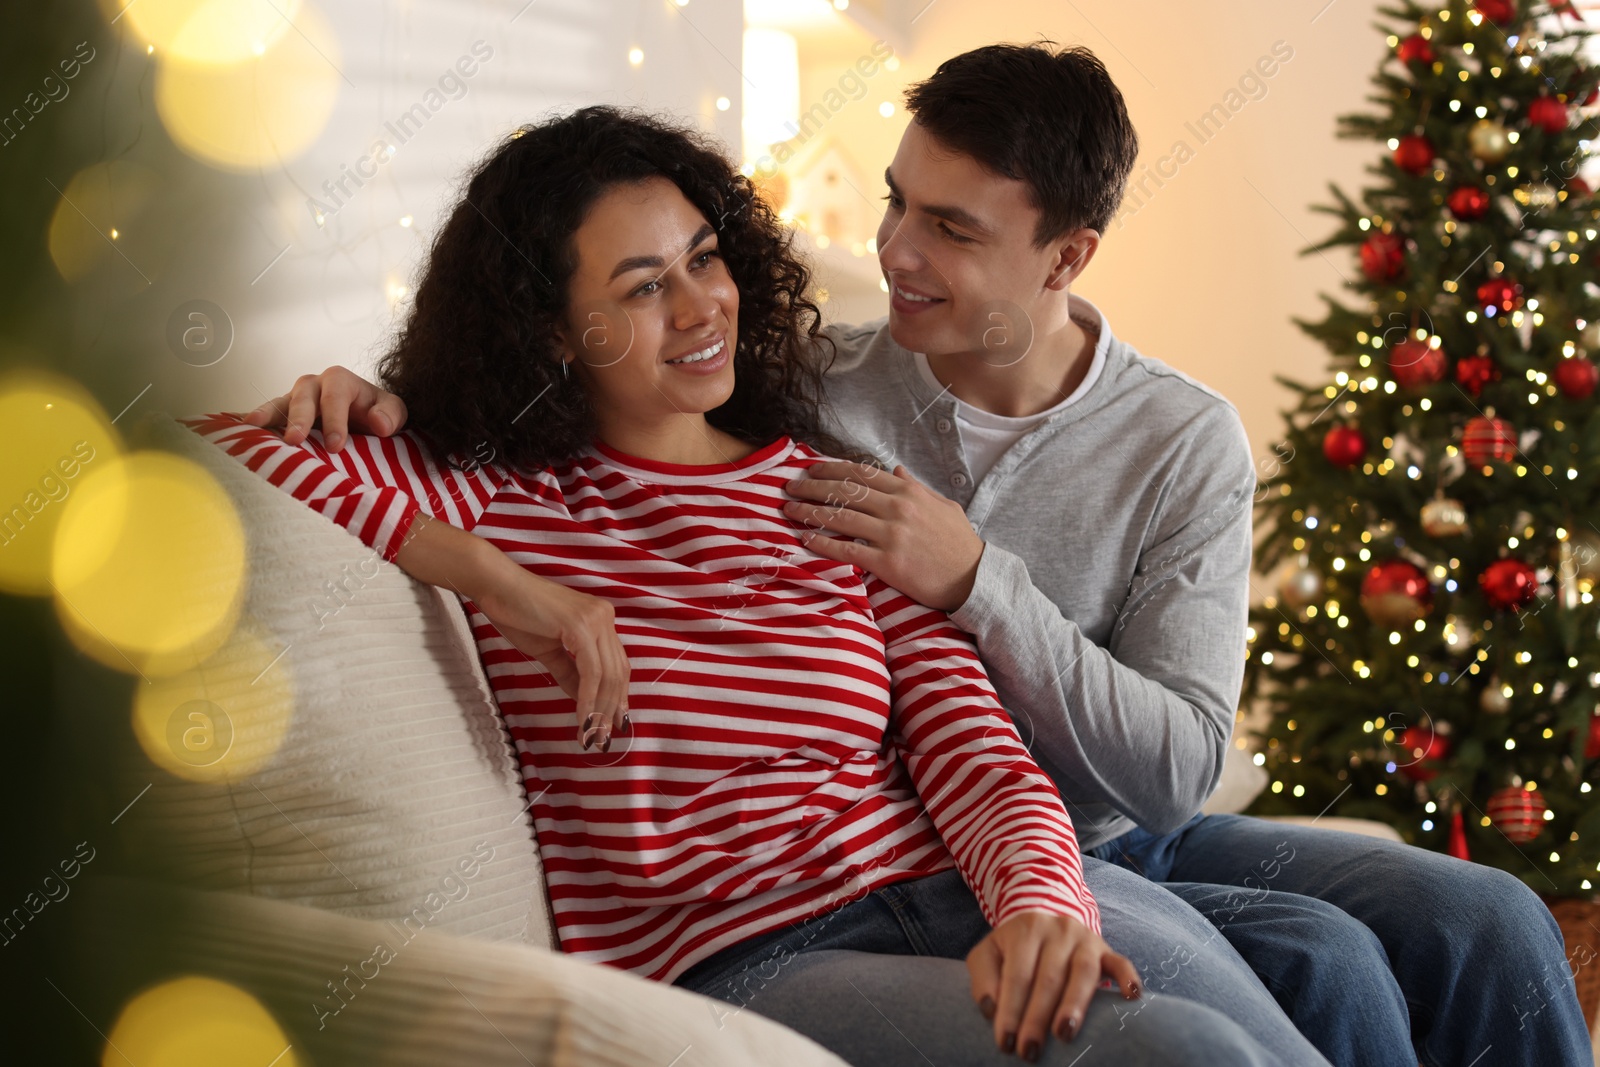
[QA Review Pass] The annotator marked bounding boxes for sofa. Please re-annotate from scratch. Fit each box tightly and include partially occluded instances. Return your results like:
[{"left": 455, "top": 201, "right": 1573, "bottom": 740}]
[
  {"left": 65, "top": 414, "right": 848, "bottom": 1066},
  {"left": 72, "top": 415, "right": 1515, "bottom": 1065}
]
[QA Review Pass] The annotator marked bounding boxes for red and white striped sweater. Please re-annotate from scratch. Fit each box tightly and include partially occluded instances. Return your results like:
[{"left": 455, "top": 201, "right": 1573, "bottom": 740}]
[{"left": 188, "top": 414, "right": 1097, "bottom": 982}]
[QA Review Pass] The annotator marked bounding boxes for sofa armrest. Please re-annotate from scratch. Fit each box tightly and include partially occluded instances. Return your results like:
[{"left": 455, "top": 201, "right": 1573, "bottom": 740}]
[{"left": 66, "top": 877, "right": 848, "bottom": 1067}]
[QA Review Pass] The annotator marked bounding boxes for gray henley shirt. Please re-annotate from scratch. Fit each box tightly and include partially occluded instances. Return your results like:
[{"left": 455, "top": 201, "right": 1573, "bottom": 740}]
[{"left": 817, "top": 296, "right": 1257, "bottom": 849}]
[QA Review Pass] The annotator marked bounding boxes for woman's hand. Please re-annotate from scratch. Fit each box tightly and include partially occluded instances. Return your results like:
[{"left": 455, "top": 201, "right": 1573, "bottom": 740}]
[
  {"left": 398, "top": 516, "right": 630, "bottom": 750},
  {"left": 966, "top": 910, "right": 1140, "bottom": 1060},
  {"left": 243, "top": 366, "right": 408, "bottom": 452}
]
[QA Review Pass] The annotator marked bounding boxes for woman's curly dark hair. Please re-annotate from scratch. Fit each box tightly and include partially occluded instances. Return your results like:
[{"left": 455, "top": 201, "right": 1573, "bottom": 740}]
[{"left": 378, "top": 105, "right": 864, "bottom": 471}]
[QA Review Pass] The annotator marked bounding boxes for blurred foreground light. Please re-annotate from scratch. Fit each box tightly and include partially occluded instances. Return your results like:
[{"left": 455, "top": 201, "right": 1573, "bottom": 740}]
[
  {"left": 131, "top": 620, "right": 293, "bottom": 782},
  {"left": 115, "top": 0, "right": 302, "bottom": 66},
  {"left": 155, "top": 2, "right": 340, "bottom": 171},
  {"left": 0, "top": 372, "right": 121, "bottom": 596},
  {"left": 52, "top": 452, "right": 245, "bottom": 677},
  {"left": 47, "top": 161, "right": 162, "bottom": 284},
  {"left": 103, "top": 975, "right": 301, "bottom": 1067}
]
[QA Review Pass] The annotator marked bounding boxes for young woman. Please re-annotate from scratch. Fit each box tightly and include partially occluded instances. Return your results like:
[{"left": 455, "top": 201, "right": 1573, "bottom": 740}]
[{"left": 201, "top": 107, "right": 1282, "bottom": 1066}]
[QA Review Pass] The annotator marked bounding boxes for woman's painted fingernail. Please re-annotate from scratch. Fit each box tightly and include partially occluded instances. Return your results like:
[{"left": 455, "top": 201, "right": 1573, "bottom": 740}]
[
  {"left": 978, "top": 996, "right": 995, "bottom": 1021},
  {"left": 622, "top": 712, "right": 631, "bottom": 733},
  {"left": 1022, "top": 1039, "right": 1040, "bottom": 1063},
  {"left": 1001, "top": 1031, "right": 1016, "bottom": 1054},
  {"left": 584, "top": 713, "right": 597, "bottom": 732},
  {"left": 601, "top": 733, "right": 612, "bottom": 754}
]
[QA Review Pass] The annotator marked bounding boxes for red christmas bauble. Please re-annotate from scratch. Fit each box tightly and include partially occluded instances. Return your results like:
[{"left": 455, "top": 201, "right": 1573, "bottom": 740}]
[
  {"left": 1392, "top": 726, "right": 1449, "bottom": 781},
  {"left": 1396, "top": 34, "right": 1435, "bottom": 65},
  {"left": 1474, "top": 0, "right": 1517, "bottom": 24},
  {"left": 1389, "top": 340, "right": 1447, "bottom": 387},
  {"left": 1585, "top": 713, "right": 1600, "bottom": 761},
  {"left": 1528, "top": 96, "right": 1570, "bottom": 134},
  {"left": 1554, "top": 356, "right": 1599, "bottom": 399},
  {"left": 1477, "top": 277, "right": 1524, "bottom": 313},
  {"left": 1448, "top": 185, "right": 1491, "bottom": 220},
  {"left": 1462, "top": 415, "right": 1518, "bottom": 464},
  {"left": 1486, "top": 785, "right": 1547, "bottom": 845},
  {"left": 1480, "top": 558, "right": 1539, "bottom": 610},
  {"left": 1570, "top": 177, "right": 1593, "bottom": 199},
  {"left": 1455, "top": 353, "right": 1498, "bottom": 396},
  {"left": 1360, "top": 559, "right": 1433, "bottom": 626},
  {"left": 1394, "top": 134, "right": 1435, "bottom": 175},
  {"left": 1322, "top": 425, "right": 1367, "bottom": 467},
  {"left": 1359, "top": 232, "right": 1407, "bottom": 283},
  {"left": 1448, "top": 809, "right": 1470, "bottom": 861},
  {"left": 1586, "top": 87, "right": 1599, "bottom": 107}
]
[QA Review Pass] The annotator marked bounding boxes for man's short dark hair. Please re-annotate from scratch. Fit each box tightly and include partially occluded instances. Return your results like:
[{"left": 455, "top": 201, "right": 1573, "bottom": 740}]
[{"left": 904, "top": 42, "right": 1138, "bottom": 245}]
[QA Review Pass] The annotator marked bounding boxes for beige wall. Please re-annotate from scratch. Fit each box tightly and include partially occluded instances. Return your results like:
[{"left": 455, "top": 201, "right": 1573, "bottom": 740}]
[{"left": 803, "top": 0, "right": 1385, "bottom": 471}]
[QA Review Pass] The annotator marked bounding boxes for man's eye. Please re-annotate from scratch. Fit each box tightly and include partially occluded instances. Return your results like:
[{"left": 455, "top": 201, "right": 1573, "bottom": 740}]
[
  {"left": 633, "top": 279, "right": 660, "bottom": 297},
  {"left": 939, "top": 224, "right": 972, "bottom": 244},
  {"left": 882, "top": 194, "right": 904, "bottom": 210}
]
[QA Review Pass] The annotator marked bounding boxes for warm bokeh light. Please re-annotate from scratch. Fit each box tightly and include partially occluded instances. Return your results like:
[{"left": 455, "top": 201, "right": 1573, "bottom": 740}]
[
  {"left": 52, "top": 451, "right": 246, "bottom": 678},
  {"left": 0, "top": 371, "right": 121, "bottom": 597},
  {"left": 131, "top": 620, "right": 294, "bottom": 782},
  {"left": 154, "top": 2, "right": 340, "bottom": 171},
  {"left": 114, "top": 0, "right": 303, "bottom": 66},
  {"left": 46, "top": 161, "right": 162, "bottom": 284},
  {"left": 103, "top": 976, "right": 300, "bottom": 1067}
]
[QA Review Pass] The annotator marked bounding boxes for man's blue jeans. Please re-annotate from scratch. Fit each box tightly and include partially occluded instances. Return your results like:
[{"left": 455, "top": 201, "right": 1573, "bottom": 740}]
[
  {"left": 1089, "top": 812, "right": 1592, "bottom": 1067},
  {"left": 674, "top": 865, "right": 1327, "bottom": 1066}
]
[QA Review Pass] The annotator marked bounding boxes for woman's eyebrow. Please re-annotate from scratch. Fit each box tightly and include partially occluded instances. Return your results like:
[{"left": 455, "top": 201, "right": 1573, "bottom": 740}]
[{"left": 608, "top": 224, "right": 717, "bottom": 281}]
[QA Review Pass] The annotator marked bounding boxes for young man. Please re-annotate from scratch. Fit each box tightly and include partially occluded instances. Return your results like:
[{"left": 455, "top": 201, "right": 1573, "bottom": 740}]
[{"left": 251, "top": 44, "right": 1589, "bottom": 1065}]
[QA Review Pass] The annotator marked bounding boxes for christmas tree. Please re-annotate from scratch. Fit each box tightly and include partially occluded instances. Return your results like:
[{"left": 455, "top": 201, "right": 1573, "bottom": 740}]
[{"left": 1246, "top": 0, "right": 1600, "bottom": 893}]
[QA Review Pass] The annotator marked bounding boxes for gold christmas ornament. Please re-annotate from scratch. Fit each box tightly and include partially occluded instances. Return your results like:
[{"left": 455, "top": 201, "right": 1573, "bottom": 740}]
[
  {"left": 1480, "top": 677, "right": 1511, "bottom": 714},
  {"left": 1279, "top": 559, "right": 1325, "bottom": 612},
  {"left": 1469, "top": 118, "right": 1512, "bottom": 163},
  {"left": 1583, "top": 320, "right": 1600, "bottom": 353},
  {"left": 1421, "top": 497, "right": 1469, "bottom": 537}
]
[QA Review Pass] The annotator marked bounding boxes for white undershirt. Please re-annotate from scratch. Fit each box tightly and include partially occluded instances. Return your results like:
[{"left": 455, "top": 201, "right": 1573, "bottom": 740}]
[{"left": 913, "top": 301, "right": 1109, "bottom": 484}]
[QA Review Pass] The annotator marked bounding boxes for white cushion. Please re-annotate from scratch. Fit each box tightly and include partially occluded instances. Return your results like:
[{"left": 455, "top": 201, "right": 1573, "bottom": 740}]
[
  {"left": 112, "top": 415, "right": 555, "bottom": 950},
  {"left": 72, "top": 877, "right": 849, "bottom": 1067}
]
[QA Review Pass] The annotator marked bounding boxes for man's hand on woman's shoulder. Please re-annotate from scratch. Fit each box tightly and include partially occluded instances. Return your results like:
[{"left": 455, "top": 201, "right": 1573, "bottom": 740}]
[{"left": 244, "top": 366, "right": 408, "bottom": 452}]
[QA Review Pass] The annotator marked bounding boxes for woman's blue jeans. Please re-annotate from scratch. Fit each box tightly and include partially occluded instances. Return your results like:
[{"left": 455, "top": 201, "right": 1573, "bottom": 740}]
[
  {"left": 1088, "top": 812, "right": 1593, "bottom": 1067},
  {"left": 674, "top": 865, "right": 1326, "bottom": 1066}
]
